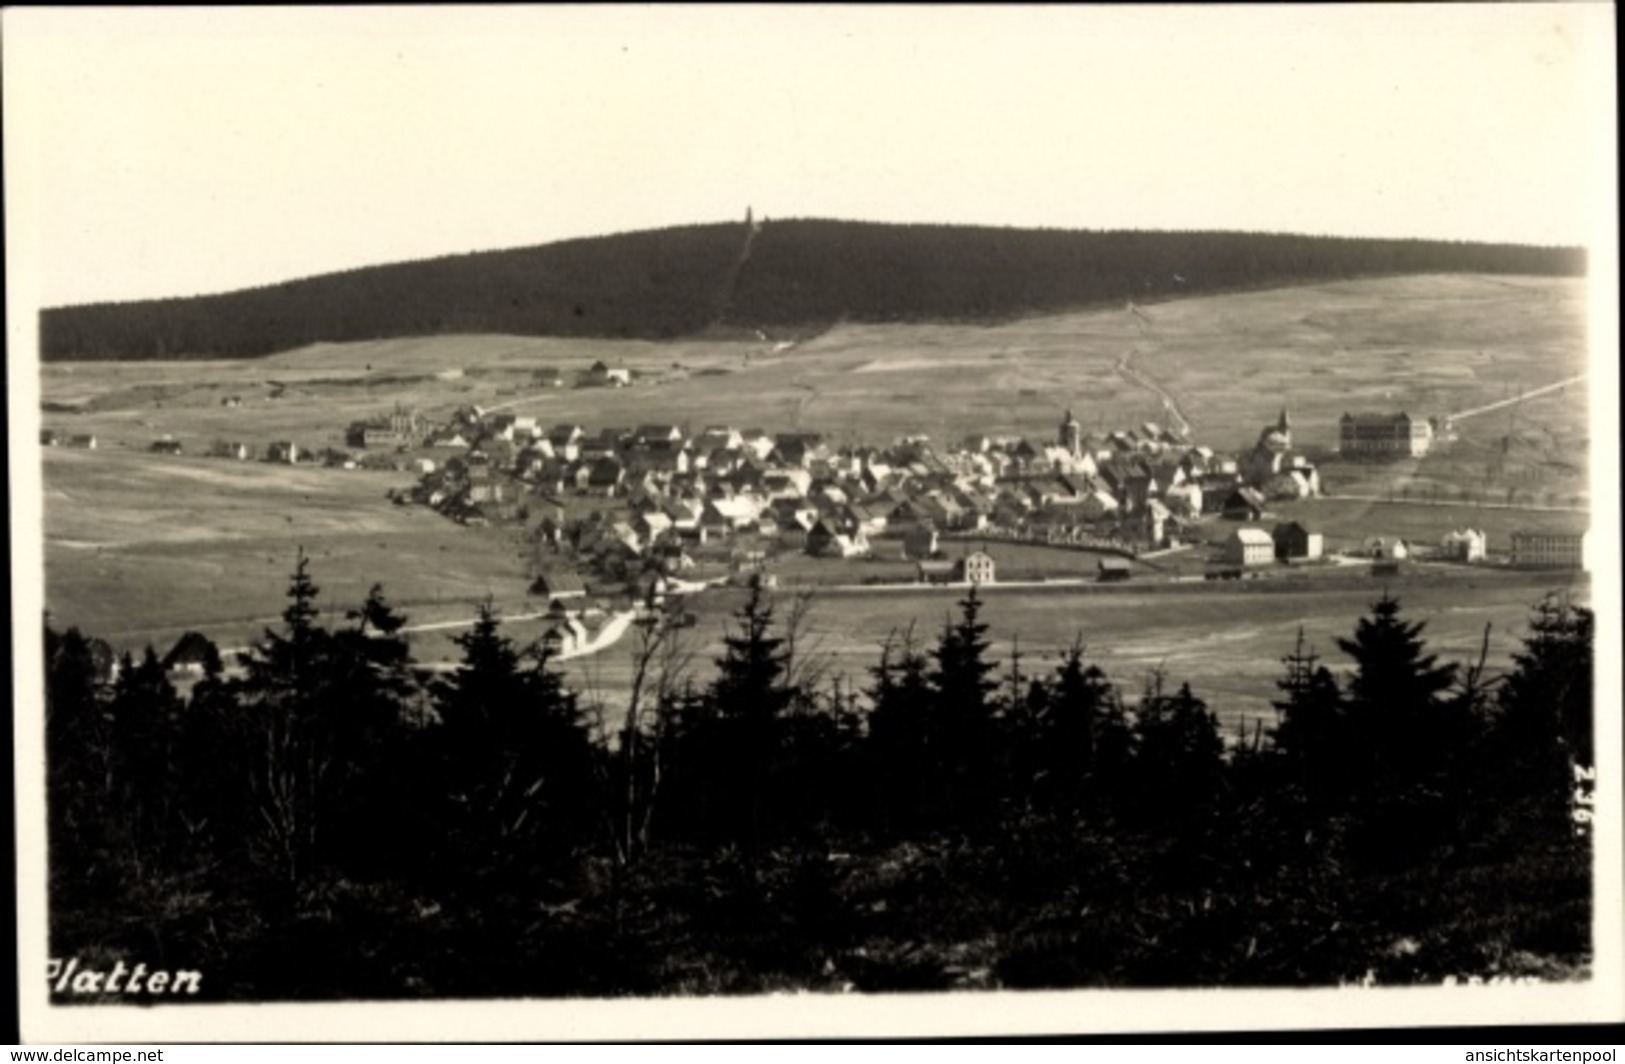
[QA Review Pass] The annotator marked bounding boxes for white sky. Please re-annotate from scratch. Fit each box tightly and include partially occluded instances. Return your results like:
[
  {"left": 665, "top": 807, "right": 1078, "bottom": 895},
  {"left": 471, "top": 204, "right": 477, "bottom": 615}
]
[{"left": 4, "top": 4, "right": 1616, "bottom": 307}]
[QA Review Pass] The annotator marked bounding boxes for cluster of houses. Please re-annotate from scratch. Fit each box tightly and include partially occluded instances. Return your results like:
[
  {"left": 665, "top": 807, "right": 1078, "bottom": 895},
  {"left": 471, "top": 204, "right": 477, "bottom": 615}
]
[
  {"left": 39, "top": 430, "right": 98, "bottom": 449},
  {"left": 1209, "top": 523, "right": 1588, "bottom": 574},
  {"left": 140, "top": 435, "right": 390, "bottom": 469},
  {"left": 382, "top": 406, "right": 1339, "bottom": 583}
]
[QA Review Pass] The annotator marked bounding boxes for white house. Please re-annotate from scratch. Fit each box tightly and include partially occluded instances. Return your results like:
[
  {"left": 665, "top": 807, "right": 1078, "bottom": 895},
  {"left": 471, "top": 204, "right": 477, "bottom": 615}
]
[
  {"left": 1440, "top": 528, "right": 1488, "bottom": 562},
  {"left": 954, "top": 550, "right": 997, "bottom": 585}
]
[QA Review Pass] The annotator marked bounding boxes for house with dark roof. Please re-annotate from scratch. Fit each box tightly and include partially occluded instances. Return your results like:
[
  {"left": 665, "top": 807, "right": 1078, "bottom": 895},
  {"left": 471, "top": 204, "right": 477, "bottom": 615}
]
[
  {"left": 532, "top": 569, "right": 588, "bottom": 600},
  {"left": 1097, "top": 557, "right": 1133, "bottom": 582},
  {"left": 1222, "top": 487, "right": 1267, "bottom": 521},
  {"left": 161, "top": 631, "right": 218, "bottom": 675},
  {"left": 1272, "top": 521, "right": 1324, "bottom": 562}
]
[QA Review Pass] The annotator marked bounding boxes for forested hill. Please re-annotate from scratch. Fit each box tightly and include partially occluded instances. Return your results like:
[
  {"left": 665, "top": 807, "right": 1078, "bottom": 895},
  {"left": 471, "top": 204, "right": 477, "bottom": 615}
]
[{"left": 40, "top": 219, "right": 1586, "bottom": 361}]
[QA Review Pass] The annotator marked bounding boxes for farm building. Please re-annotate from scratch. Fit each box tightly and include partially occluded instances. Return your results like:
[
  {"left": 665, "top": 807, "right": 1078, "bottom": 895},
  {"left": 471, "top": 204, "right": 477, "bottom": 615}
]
[
  {"left": 351, "top": 405, "right": 425, "bottom": 449},
  {"left": 1339, "top": 412, "right": 1433, "bottom": 458},
  {"left": 806, "top": 520, "right": 870, "bottom": 558},
  {"left": 1221, "top": 487, "right": 1267, "bottom": 521},
  {"left": 1222, "top": 528, "right": 1275, "bottom": 567},
  {"left": 901, "top": 526, "right": 940, "bottom": 561},
  {"left": 65, "top": 434, "right": 99, "bottom": 449},
  {"left": 954, "top": 550, "right": 997, "bottom": 585},
  {"left": 1272, "top": 521, "right": 1324, "bottom": 562},
  {"left": 266, "top": 441, "right": 300, "bottom": 464},
  {"left": 1097, "top": 557, "right": 1133, "bottom": 582},
  {"left": 1510, "top": 529, "right": 1588, "bottom": 569},
  {"left": 917, "top": 560, "right": 956, "bottom": 585},
  {"left": 150, "top": 438, "right": 184, "bottom": 455},
  {"left": 1440, "top": 528, "right": 1488, "bottom": 562},
  {"left": 633, "top": 570, "right": 673, "bottom": 609},
  {"left": 585, "top": 361, "right": 632, "bottom": 387},
  {"left": 210, "top": 441, "right": 251, "bottom": 460},
  {"left": 532, "top": 569, "right": 588, "bottom": 600},
  {"left": 585, "top": 457, "right": 627, "bottom": 495},
  {"left": 161, "top": 631, "right": 218, "bottom": 676},
  {"left": 532, "top": 367, "right": 565, "bottom": 387},
  {"left": 1364, "top": 537, "right": 1410, "bottom": 561},
  {"left": 542, "top": 615, "right": 590, "bottom": 656},
  {"left": 1078, "top": 489, "right": 1121, "bottom": 521},
  {"left": 40, "top": 429, "right": 61, "bottom": 447},
  {"left": 1142, "top": 499, "right": 1171, "bottom": 546}
]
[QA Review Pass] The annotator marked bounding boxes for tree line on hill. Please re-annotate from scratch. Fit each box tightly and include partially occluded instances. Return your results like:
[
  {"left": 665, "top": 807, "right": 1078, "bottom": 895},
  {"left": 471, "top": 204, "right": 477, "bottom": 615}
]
[
  {"left": 45, "top": 557, "right": 1593, "bottom": 996},
  {"left": 40, "top": 220, "right": 1585, "bottom": 361}
]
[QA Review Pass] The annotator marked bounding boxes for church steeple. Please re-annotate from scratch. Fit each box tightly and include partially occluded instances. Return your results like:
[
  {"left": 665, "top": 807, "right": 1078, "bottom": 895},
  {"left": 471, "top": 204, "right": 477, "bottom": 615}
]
[
  {"left": 1277, "top": 407, "right": 1291, "bottom": 432},
  {"left": 1059, "top": 407, "right": 1082, "bottom": 458}
]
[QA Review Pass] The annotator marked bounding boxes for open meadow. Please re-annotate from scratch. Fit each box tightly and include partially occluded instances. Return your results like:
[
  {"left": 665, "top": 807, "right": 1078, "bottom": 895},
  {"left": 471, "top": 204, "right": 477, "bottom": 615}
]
[
  {"left": 557, "top": 568, "right": 1589, "bottom": 738},
  {"left": 36, "top": 273, "right": 1594, "bottom": 696},
  {"left": 41, "top": 274, "right": 1588, "bottom": 457},
  {"left": 40, "top": 448, "right": 536, "bottom": 651}
]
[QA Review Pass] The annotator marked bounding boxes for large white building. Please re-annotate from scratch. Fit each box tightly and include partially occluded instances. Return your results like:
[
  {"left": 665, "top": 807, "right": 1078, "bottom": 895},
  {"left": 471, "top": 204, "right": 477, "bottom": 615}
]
[
  {"left": 1510, "top": 530, "right": 1588, "bottom": 569},
  {"left": 1339, "top": 412, "right": 1433, "bottom": 458},
  {"left": 1223, "top": 528, "right": 1275, "bottom": 566}
]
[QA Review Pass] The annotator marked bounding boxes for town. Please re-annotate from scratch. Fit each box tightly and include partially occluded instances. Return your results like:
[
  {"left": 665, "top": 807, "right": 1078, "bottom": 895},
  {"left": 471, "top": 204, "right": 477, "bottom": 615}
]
[{"left": 41, "top": 345, "right": 1590, "bottom": 663}]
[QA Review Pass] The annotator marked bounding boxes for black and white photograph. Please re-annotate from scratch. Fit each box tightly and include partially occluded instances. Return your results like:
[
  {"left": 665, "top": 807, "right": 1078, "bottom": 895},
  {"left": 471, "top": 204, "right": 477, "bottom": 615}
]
[{"left": 7, "top": 5, "right": 1620, "bottom": 1042}]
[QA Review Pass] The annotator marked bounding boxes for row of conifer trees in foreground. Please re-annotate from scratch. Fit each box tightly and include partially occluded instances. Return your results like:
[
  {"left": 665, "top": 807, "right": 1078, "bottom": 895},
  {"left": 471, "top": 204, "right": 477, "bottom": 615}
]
[{"left": 44, "top": 555, "right": 1594, "bottom": 993}]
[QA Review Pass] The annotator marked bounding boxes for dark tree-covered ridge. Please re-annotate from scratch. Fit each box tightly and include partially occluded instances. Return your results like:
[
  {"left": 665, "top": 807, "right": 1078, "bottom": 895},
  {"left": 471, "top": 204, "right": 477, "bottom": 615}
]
[{"left": 41, "top": 219, "right": 1586, "bottom": 361}]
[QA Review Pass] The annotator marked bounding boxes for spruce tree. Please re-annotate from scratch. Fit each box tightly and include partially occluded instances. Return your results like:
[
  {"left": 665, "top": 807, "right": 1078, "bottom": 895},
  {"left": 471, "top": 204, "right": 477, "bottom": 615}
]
[
  {"left": 1036, "top": 638, "right": 1116, "bottom": 811},
  {"left": 107, "top": 646, "right": 183, "bottom": 865},
  {"left": 704, "top": 582, "right": 796, "bottom": 849},
  {"left": 866, "top": 625, "right": 937, "bottom": 831},
  {"left": 45, "top": 626, "right": 114, "bottom": 901},
  {"left": 1270, "top": 628, "right": 1348, "bottom": 801},
  {"left": 1490, "top": 593, "right": 1595, "bottom": 832},
  {"left": 433, "top": 599, "right": 592, "bottom": 880},
  {"left": 1335, "top": 593, "right": 1458, "bottom": 786},
  {"left": 1133, "top": 673, "right": 1224, "bottom": 827},
  {"left": 1334, "top": 593, "right": 1461, "bottom": 864},
  {"left": 925, "top": 586, "right": 1002, "bottom": 822}
]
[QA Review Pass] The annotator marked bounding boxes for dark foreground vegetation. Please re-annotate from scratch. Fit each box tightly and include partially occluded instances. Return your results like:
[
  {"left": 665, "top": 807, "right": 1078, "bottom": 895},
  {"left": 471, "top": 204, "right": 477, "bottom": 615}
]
[
  {"left": 40, "top": 220, "right": 1585, "bottom": 360},
  {"left": 46, "top": 556, "right": 1593, "bottom": 998}
]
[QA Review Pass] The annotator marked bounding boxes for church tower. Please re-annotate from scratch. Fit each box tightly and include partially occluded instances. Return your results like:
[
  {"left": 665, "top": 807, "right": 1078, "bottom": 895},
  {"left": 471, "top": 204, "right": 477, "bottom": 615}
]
[{"left": 1059, "top": 408, "right": 1082, "bottom": 458}]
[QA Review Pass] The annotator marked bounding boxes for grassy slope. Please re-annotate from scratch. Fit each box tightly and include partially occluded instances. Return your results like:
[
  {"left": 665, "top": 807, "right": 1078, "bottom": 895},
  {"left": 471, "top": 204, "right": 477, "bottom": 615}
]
[{"left": 37, "top": 274, "right": 1592, "bottom": 726}]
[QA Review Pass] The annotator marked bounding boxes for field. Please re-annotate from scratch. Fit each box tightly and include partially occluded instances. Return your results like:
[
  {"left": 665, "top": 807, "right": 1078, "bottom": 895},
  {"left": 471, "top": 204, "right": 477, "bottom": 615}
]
[
  {"left": 33, "top": 274, "right": 1596, "bottom": 713},
  {"left": 39, "top": 448, "right": 536, "bottom": 651},
  {"left": 560, "top": 569, "right": 1589, "bottom": 739}
]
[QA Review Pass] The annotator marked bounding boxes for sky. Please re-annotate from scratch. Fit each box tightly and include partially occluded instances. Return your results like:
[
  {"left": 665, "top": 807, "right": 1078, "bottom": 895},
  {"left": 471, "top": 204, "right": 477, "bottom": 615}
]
[{"left": 4, "top": 4, "right": 1616, "bottom": 308}]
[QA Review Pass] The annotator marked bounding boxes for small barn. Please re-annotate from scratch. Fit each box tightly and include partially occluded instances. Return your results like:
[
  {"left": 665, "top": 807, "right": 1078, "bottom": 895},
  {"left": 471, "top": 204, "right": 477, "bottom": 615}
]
[
  {"left": 1221, "top": 487, "right": 1267, "bottom": 521},
  {"left": 1272, "top": 521, "right": 1324, "bottom": 562},
  {"left": 532, "top": 569, "right": 588, "bottom": 600},
  {"left": 1097, "top": 557, "right": 1133, "bottom": 582}
]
